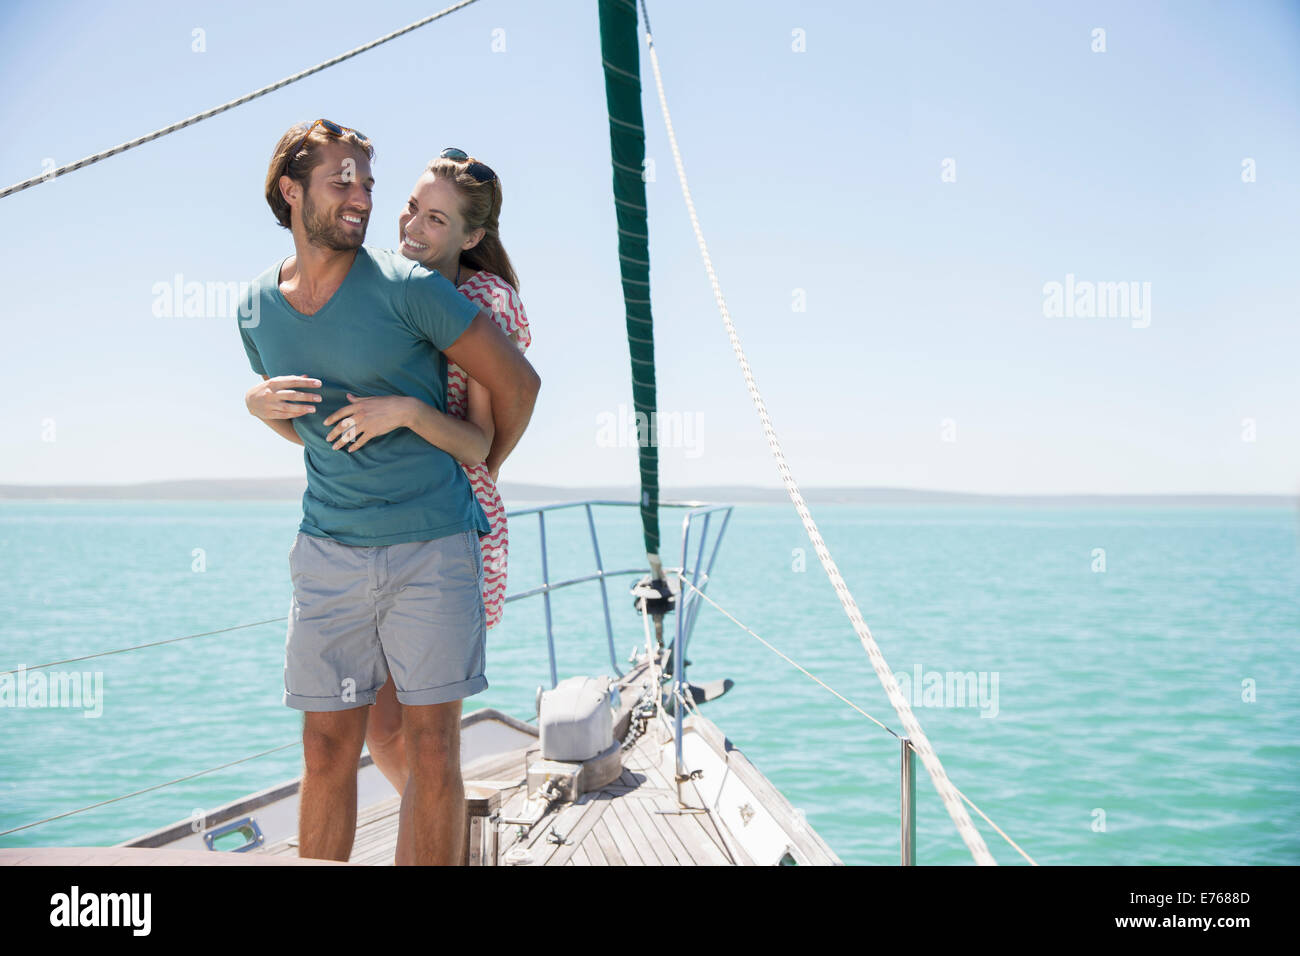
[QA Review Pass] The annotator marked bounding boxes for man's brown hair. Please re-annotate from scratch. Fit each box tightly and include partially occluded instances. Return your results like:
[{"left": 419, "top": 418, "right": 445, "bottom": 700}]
[{"left": 264, "top": 122, "right": 375, "bottom": 229}]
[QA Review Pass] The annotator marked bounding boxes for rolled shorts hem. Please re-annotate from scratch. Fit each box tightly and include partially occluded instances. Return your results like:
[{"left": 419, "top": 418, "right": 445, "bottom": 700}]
[
  {"left": 395, "top": 674, "right": 488, "bottom": 707},
  {"left": 283, "top": 688, "right": 381, "bottom": 712}
]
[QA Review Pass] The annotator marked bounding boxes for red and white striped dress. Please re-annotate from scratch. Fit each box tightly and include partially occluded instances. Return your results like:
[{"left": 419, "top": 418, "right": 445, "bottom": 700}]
[{"left": 449, "top": 270, "right": 531, "bottom": 629}]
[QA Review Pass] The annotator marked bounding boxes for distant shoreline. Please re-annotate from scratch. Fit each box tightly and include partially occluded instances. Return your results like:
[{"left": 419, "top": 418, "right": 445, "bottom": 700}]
[{"left": 0, "top": 478, "right": 1293, "bottom": 507}]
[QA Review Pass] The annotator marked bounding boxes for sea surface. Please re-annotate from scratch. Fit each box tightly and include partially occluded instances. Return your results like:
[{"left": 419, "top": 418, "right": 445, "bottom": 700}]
[{"left": 1, "top": 499, "right": 1297, "bottom": 865}]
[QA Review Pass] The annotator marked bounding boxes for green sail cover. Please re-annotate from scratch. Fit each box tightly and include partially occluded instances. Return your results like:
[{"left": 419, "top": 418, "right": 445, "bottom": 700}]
[{"left": 598, "top": 0, "right": 661, "bottom": 563}]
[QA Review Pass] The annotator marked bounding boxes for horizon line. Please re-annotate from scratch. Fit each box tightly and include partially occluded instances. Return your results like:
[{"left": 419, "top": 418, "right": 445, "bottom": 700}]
[{"left": 0, "top": 477, "right": 1295, "bottom": 505}]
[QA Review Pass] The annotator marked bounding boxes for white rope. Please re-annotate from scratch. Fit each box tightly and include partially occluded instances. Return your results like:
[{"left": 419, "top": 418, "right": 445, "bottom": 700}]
[
  {"left": 947, "top": 762, "right": 1039, "bottom": 866},
  {"left": 638, "top": 4, "right": 997, "bottom": 865},
  {"left": 0, "top": 0, "right": 480, "bottom": 200},
  {"left": 680, "top": 579, "right": 1039, "bottom": 866}
]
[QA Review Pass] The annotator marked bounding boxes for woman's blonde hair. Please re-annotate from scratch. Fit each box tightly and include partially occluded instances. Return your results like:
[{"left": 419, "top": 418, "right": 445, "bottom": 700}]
[{"left": 426, "top": 153, "right": 520, "bottom": 292}]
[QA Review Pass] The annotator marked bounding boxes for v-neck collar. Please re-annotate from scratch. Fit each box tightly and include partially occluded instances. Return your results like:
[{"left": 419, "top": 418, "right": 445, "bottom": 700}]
[{"left": 275, "top": 247, "right": 365, "bottom": 320}]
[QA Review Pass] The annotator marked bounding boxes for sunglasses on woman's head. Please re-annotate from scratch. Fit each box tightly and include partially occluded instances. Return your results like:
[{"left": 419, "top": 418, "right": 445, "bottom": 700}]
[
  {"left": 287, "top": 119, "right": 369, "bottom": 166},
  {"left": 439, "top": 146, "right": 496, "bottom": 184}
]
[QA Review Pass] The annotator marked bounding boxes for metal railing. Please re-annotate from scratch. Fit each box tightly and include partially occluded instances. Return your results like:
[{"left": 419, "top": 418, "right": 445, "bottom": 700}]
[
  {"left": 669, "top": 505, "right": 732, "bottom": 782},
  {"left": 901, "top": 738, "right": 916, "bottom": 865},
  {"left": 502, "top": 500, "right": 732, "bottom": 693}
]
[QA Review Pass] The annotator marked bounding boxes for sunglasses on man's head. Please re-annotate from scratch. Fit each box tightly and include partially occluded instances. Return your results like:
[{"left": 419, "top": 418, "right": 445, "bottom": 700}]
[
  {"left": 439, "top": 146, "right": 496, "bottom": 184},
  {"left": 286, "top": 119, "right": 369, "bottom": 167}
]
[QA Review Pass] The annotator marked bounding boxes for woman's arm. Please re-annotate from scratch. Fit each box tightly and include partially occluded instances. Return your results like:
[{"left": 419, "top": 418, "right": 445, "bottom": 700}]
[
  {"left": 261, "top": 417, "right": 303, "bottom": 446},
  {"left": 465, "top": 376, "right": 496, "bottom": 475},
  {"left": 402, "top": 395, "right": 491, "bottom": 467},
  {"left": 412, "top": 329, "right": 514, "bottom": 474},
  {"left": 395, "top": 362, "right": 498, "bottom": 470},
  {"left": 246, "top": 375, "right": 315, "bottom": 446},
  {"left": 462, "top": 329, "right": 522, "bottom": 480},
  {"left": 444, "top": 310, "right": 540, "bottom": 477}
]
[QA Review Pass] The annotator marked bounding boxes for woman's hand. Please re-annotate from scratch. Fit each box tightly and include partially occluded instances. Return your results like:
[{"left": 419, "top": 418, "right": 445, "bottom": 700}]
[
  {"left": 322, "top": 393, "right": 416, "bottom": 452},
  {"left": 245, "top": 376, "right": 322, "bottom": 420}
]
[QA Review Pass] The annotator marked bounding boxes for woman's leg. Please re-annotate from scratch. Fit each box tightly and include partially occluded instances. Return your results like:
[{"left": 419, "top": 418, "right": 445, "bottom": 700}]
[{"left": 365, "top": 675, "right": 409, "bottom": 795}]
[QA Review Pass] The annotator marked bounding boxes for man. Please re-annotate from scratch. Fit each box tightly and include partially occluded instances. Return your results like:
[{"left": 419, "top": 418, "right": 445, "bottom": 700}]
[{"left": 237, "top": 119, "right": 539, "bottom": 865}]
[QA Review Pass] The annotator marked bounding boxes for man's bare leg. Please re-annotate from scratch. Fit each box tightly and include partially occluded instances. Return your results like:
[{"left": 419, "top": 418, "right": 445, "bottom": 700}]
[
  {"left": 395, "top": 775, "right": 415, "bottom": 867},
  {"left": 366, "top": 676, "right": 416, "bottom": 865},
  {"left": 396, "top": 698, "right": 464, "bottom": 866},
  {"left": 365, "top": 676, "right": 409, "bottom": 792},
  {"left": 299, "top": 707, "right": 369, "bottom": 861}
]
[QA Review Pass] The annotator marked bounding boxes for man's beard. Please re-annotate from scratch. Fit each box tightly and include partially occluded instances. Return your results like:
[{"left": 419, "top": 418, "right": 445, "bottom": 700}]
[{"left": 302, "top": 191, "right": 364, "bottom": 251}]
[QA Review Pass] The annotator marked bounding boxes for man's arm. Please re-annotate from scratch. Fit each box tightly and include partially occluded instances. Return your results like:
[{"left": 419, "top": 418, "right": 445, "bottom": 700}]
[{"left": 442, "top": 308, "right": 540, "bottom": 475}]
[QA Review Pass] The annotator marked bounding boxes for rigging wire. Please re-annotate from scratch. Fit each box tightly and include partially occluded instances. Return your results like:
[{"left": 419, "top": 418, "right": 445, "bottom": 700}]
[
  {"left": 0, "top": 0, "right": 481, "bottom": 200},
  {"left": 636, "top": 0, "right": 997, "bottom": 865},
  {"left": 1, "top": 618, "right": 284, "bottom": 677},
  {"left": 678, "top": 578, "right": 1039, "bottom": 866},
  {"left": 0, "top": 741, "right": 300, "bottom": 839}
]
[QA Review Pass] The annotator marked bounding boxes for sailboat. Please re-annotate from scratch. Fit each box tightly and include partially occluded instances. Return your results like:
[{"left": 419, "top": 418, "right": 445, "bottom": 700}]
[{"left": 0, "top": 0, "right": 1028, "bottom": 867}]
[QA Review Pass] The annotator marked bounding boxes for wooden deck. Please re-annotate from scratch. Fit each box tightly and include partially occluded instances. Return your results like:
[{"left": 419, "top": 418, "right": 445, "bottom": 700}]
[{"left": 263, "top": 718, "right": 741, "bottom": 866}]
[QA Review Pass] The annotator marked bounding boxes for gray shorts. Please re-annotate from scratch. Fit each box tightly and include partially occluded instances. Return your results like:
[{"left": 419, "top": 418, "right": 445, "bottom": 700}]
[{"left": 283, "top": 529, "right": 487, "bottom": 711}]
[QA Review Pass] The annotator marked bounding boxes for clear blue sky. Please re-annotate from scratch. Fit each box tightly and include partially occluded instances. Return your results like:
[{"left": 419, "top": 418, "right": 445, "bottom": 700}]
[{"left": 1, "top": 0, "right": 1296, "bottom": 494}]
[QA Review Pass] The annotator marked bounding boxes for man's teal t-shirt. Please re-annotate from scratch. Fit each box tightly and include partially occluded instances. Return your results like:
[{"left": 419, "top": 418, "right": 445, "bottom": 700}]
[{"left": 238, "top": 245, "right": 490, "bottom": 546}]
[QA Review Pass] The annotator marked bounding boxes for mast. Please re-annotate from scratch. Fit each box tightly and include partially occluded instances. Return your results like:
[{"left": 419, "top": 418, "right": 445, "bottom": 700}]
[{"left": 598, "top": 0, "right": 664, "bottom": 582}]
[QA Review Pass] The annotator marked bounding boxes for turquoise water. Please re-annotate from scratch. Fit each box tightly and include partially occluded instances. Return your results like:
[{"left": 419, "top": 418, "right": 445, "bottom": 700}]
[{"left": 1, "top": 500, "right": 1297, "bottom": 865}]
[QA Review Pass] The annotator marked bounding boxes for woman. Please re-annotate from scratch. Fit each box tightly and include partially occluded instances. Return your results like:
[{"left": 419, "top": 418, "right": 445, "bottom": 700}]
[{"left": 243, "top": 147, "right": 530, "bottom": 800}]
